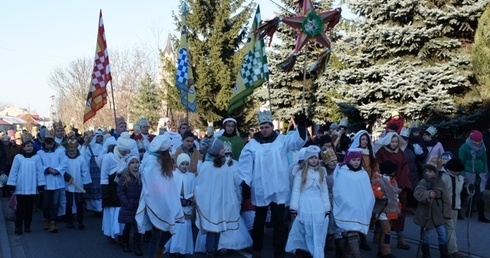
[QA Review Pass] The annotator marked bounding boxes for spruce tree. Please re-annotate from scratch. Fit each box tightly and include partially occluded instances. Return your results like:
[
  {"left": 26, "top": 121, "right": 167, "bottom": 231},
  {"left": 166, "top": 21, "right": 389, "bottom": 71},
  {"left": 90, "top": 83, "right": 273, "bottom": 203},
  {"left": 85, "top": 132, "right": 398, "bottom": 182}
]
[
  {"left": 130, "top": 74, "right": 162, "bottom": 128},
  {"left": 182, "top": 0, "right": 254, "bottom": 124},
  {"left": 472, "top": 4, "right": 490, "bottom": 107},
  {"left": 316, "top": 0, "right": 490, "bottom": 133},
  {"left": 254, "top": 0, "right": 336, "bottom": 124}
]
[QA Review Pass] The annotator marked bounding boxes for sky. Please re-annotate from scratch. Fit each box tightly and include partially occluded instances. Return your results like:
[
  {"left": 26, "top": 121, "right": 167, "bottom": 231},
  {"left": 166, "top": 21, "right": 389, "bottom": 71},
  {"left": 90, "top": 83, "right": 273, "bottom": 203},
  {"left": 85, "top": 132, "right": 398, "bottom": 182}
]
[{"left": 0, "top": 0, "right": 352, "bottom": 118}]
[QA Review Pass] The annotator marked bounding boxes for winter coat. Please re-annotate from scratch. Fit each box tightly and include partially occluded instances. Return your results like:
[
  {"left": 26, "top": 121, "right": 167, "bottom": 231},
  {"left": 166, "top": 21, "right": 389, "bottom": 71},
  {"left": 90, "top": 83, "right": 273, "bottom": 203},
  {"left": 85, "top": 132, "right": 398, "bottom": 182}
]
[
  {"left": 117, "top": 172, "right": 142, "bottom": 224},
  {"left": 376, "top": 146, "right": 412, "bottom": 190},
  {"left": 102, "top": 173, "right": 120, "bottom": 207},
  {"left": 372, "top": 173, "right": 401, "bottom": 220},
  {"left": 459, "top": 141, "right": 488, "bottom": 175},
  {"left": 441, "top": 168, "right": 465, "bottom": 210},
  {"left": 413, "top": 177, "right": 451, "bottom": 229}
]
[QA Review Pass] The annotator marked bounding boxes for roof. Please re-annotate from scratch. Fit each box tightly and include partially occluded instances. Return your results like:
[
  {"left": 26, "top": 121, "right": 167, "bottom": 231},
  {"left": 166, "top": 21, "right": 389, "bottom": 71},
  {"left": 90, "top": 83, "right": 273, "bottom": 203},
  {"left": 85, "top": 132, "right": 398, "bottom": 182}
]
[
  {"left": 0, "top": 116, "right": 28, "bottom": 124},
  {"left": 17, "top": 114, "right": 40, "bottom": 126}
]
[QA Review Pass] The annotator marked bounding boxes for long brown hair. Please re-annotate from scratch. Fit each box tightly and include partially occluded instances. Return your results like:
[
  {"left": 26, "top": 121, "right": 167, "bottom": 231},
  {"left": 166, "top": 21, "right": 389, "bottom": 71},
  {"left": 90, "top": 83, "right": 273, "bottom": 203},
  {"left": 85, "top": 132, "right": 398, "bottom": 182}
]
[
  {"left": 157, "top": 149, "right": 174, "bottom": 177},
  {"left": 121, "top": 157, "right": 141, "bottom": 187},
  {"left": 299, "top": 157, "right": 325, "bottom": 190}
]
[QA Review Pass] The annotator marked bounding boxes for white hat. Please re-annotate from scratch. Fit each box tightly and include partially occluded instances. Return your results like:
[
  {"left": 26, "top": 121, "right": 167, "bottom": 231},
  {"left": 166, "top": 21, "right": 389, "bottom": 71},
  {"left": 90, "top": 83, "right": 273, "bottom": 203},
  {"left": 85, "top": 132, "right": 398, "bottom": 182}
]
[
  {"left": 298, "top": 147, "right": 307, "bottom": 161},
  {"left": 222, "top": 118, "right": 237, "bottom": 125},
  {"left": 329, "top": 123, "right": 338, "bottom": 130},
  {"left": 304, "top": 145, "right": 321, "bottom": 161},
  {"left": 177, "top": 153, "right": 191, "bottom": 166},
  {"left": 116, "top": 132, "right": 133, "bottom": 151},
  {"left": 258, "top": 110, "right": 273, "bottom": 124},
  {"left": 339, "top": 119, "right": 348, "bottom": 128},
  {"left": 149, "top": 135, "right": 172, "bottom": 152},
  {"left": 126, "top": 155, "right": 140, "bottom": 166},
  {"left": 139, "top": 118, "right": 149, "bottom": 126}
]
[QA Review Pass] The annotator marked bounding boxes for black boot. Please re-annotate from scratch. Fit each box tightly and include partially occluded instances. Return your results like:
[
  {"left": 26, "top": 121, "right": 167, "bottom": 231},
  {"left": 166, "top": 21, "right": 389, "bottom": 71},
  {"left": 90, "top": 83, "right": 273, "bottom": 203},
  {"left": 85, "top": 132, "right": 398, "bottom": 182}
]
[
  {"left": 143, "top": 230, "right": 152, "bottom": 243},
  {"left": 334, "top": 238, "right": 344, "bottom": 258},
  {"left": 359, "top": 232, "right": 372, "bottom": 250},
  {"left": 477, "top": 200, "right": 490, "bottom": 222},
  {"left": 422, "top": 244, "right": 431, "bottom": 258},
  {"left": 133, "top": 233, "right": 143, "bottom": 256},
  {"left": 122, "top": 234, "right": 131, "bottom": 252},
  {"left": 439, "top": 244, "right": 449, "bottom": 258}
]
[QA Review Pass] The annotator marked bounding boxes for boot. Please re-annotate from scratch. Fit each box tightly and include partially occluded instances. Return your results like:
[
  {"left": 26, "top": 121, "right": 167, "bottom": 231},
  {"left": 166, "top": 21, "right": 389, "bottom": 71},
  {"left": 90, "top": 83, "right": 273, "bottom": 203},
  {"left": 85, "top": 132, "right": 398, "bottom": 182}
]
[
  {"left": 49, "top": 221, "right": 58, "bottom": 233},
  {"left": 122, "top": 234, "right": 131, "bottom": 252},
  {"left": 378, "top": 233, "right": 394, "bottom": 257},
  {"left": 439, "top": 244, "right": 449, "bottom": 258},
  {"left": 43, "top": 219, "right": 50, "bottom": 230},
  {"left": 477, "top": 200, "right": 490, "bottom": 223},
  {"left": 334, "top": 238, "right": 344, "bottom": 258},
  {"left": 154, "top": 246, "right": 164, "bottom": 258},
  {"left": 133, "top": 233, "right": 143, "bottom": 256},
  {"left": 143, "top": 230, "right": 152, "bottom": 243},
  {"left": 326, "top": 234, "right": 335, "bottom": 251},
  {"left": 396, "top": 236, "right": 411, "bottom": 250},
  {"left": 373, "top": 230, "right": 381, "bottom": 244},
  {"left": 347, "top": 234, "right": 361, "bottom": 258},
  {"left": 422, "top": 244, "right": 431, "bottom": 258},
  {"left": 359, "top": 232, "right": 372, "bottom": 250}
]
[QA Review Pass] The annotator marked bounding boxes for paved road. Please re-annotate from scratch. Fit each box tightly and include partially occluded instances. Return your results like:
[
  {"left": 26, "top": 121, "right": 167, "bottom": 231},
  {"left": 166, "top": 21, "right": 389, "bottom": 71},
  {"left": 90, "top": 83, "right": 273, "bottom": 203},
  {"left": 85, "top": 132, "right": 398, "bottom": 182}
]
[{"left": 1, "top": 195, "right": 489, "bottom": 258}]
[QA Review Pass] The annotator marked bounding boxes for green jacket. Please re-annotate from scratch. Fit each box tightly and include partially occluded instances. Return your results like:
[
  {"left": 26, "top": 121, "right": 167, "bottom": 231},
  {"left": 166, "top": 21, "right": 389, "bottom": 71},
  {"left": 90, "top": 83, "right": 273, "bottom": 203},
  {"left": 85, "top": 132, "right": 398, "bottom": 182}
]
[
  {"left": 219, "top": 135, "right": 244, "bottom": 161},
  {"left": 458, "top": 142, "right": 488, "bottom": 175}
]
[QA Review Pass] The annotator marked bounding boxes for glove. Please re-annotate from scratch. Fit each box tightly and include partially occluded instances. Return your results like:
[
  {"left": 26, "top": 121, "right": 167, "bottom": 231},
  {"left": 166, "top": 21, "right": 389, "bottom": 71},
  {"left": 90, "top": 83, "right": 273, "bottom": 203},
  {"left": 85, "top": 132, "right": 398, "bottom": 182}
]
[
  {"left": 63, "top": 173, "right": 73, "bottom": 183},
  {"left": 294, "top": 112, "right": 308, "bottom": 126},
  {"left": 413, "top": 144, "right": 423, "bottom": 155},
  {"left": 37, "top": 185, "right": 44, "bottom": 192}
]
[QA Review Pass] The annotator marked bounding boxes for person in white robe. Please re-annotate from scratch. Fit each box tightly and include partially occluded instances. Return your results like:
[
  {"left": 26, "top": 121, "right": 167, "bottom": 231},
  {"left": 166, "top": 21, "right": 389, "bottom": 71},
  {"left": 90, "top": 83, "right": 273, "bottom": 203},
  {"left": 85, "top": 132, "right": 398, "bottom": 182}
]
[
  {"left": 194, "top": 138, "right": 241, "bottom": 257},
  {"left": 100, "top": 117, "right": 139, "bottom": 161},
  {"left": 136, "top": 134, "right": 184, "bottom": 257},
  {"left": 333, "top": 149, "right": 375, "bottom": 258},
  {"left": 286, "top": 145, "right": 330, "bottom": 258},
  {"left": 100, "top": 132, "right": 132, "bottom": 243},
  {"left": 165, "top": 153, "right": 196, "bottom": 256},
  {"left": 82, "top": 130, "right": 105, "bottom": 214},
  {"left": 237, "top": 110, "right": 307, "bottom": 258}
]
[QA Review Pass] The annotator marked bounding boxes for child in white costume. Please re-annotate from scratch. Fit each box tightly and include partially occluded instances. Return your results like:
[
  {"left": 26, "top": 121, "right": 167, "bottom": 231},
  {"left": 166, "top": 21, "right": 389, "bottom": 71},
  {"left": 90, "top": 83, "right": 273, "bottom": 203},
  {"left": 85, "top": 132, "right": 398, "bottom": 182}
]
[
  {"left": 136, "top": 134, "right": 184, "bottom": 257},
  {"left": 165, "top": 153, "right": 196, "bottom": 256},
  {"left": 286, "top": 145, "right": 330, "bottom": 258},
  {"left": 194, "top": 138, "right": 241, "bottom": 257},
  {"left": 63, "top": 140, "right": 91, "bottom": 230},
  {"left": 194, "top": 141, "right": 252, "bottom": 254},
  {"left": 333, "top": 149, "right": 375, "bottom": 258}
]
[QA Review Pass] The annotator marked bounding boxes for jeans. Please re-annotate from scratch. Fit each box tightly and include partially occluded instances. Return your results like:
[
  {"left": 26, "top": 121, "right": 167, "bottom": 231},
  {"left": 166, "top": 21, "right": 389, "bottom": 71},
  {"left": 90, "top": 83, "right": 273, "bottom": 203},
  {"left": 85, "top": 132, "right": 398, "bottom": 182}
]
[
  {"left": 66, "top": 192, "right": 84, "bottom": 223},
  {"left": 252, "top": 202, "right": 287, "bottom": 257},
  {"left": 205, "top": 232, "right": 221, "bottom": 252},
  {"left": 422, "top": 224, "right": 447, "bottom": 245},
  {"left": 42, "top": 189, "right": 61, "bottom": 221},
  {"left": 147, "top": 227, "right": 172, "bottom": 257}
]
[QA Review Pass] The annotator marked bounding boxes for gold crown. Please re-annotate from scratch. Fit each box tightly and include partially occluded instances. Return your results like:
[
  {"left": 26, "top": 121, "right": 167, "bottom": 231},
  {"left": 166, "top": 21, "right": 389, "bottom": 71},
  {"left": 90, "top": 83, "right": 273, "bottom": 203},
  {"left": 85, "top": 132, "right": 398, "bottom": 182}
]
[
  {"left": 53, "top": 120, "right": 64, "bottom": 130},
  {"left": 45, "top": 129, "right": 55, "bottom": 139},
  {"left": 258, "top": 110, "right": 272, "bottom": 124},
  {"left": 223, "top": 141, "right": 232, "bottom": 154},
  {"left": 321, "top": 147, "right": 337, "bottom": 163},
  {"left": 66, "top": 139, "right": 79, "bottom": 151},
  {"left": 22, "top": 133, "right": 33, "bottom": 143}
]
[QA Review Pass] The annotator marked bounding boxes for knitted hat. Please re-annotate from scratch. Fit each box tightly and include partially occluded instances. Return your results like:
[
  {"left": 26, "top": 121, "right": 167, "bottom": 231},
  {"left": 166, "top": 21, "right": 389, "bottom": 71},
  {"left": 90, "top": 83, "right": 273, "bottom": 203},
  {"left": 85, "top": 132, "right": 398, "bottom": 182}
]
[
  {"left": 116, "top": 132, "right": 133, "bottom": 151},
  {"left": 304, "top": 145, "right": 320, "bottom": 161},
  {"left": 344, "top": 148, "right": 362, "bottom": 164},
  {"left": 39, "top": 127, "right": 47, "bottom": 138},
  {"left": 149, "top": 135, "right": 172, "bottom": 152},
  {"left": 445, "top": 158, "right": 464, "bottom": 172},
  {"left": 297, "top": 147, "right": 307, "bottom": 161},
  {"left": 126, "top": 155, "right": 140, "bottom": 167},
  {"left": 207, "top": 138, "right": 224, "bottom": 156},
  {"left": 470, "top": 130, "right": 483, "bottom": 142},
  {"left": 440, "top": 151, "right": 453, "bottom": 161},
  {"left": 379, "top": 160, "right": 397, "bottom": 175},
  {"left": 177, "top": 153, "right": 191, "bottom": 166}
]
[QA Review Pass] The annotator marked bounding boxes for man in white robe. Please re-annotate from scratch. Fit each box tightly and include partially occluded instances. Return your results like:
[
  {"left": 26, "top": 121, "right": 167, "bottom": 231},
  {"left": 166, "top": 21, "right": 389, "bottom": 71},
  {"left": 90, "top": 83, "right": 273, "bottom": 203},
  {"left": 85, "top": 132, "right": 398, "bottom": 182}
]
[{"left": 237, "top": 110, "right": 307, "bottom": 258}]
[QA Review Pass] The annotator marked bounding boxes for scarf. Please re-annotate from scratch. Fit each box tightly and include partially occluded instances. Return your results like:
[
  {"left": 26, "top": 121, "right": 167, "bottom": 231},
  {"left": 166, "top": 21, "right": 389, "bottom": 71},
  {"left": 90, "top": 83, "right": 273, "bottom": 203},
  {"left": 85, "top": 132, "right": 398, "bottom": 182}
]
[
  {"left": 465, "top": 137, "right": 485, "bottom": 163},
  {"left": 424, "top": 138, "right": 438, "bottom": 147}
]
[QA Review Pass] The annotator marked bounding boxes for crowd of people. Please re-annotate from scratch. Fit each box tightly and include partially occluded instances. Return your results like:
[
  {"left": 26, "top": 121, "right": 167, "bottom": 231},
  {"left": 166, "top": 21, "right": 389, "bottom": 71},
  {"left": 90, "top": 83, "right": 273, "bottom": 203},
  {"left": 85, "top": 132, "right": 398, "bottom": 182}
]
[{"left": 0, "top": 110, "right": 489, "bottom": 258}]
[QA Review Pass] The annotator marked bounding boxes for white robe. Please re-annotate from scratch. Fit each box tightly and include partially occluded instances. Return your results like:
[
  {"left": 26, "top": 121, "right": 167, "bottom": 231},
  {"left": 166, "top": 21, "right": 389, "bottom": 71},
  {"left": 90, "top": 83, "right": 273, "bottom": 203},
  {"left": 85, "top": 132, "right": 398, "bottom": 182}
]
[
  {"left": 38, "top": 148, "right": 67, "bottom": 190},
  {"left": 136, "top": 154, "right": 184, "bottom": 234},
  {"left": 164, "top": 169, "right": 195, "bottom": 254},
  {"left": 7, "top": 154, "right": 45, "bottom": 194},
  {"left": 333, "top": 164, "right": 375, "bottom": 235},
  {"left": 286, "top": 166, "right": 330, "bottom": 258},
  {"left": 195, "top": 160, "right": 241, "bottom": 233},
  {"left": 238, "top": 131, "right": 306, "bottom": 206}
]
